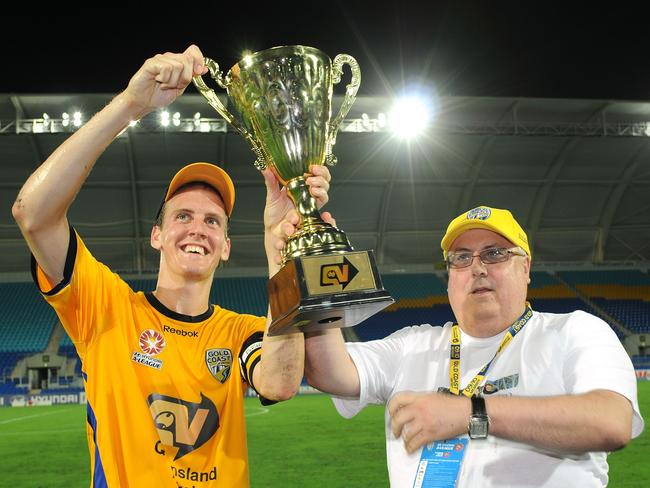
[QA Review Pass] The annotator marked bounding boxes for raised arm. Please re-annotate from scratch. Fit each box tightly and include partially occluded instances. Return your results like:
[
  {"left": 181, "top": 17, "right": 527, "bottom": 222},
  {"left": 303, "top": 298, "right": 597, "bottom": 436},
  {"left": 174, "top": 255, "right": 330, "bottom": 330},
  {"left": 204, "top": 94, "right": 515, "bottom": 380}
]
[
  {"left": 304, "top": 328, "right": 361, "bottom": 397},
  {"left": 252, "top": 164, "right": 356, "bottom": 400},
  {"left": 264, "top": 167, "right": 360, "bottom": 398},
  {"left": 389, "top": 389, "right": 633, "bottom": 454},
  {"left": 12, "top": 45, "right": 207, "bottom": 283}
]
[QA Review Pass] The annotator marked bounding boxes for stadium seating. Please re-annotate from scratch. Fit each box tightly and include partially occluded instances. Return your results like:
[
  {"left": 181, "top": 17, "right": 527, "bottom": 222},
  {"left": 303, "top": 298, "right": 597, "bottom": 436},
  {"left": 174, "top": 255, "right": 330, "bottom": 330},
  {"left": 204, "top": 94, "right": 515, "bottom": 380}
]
[
  {"left": 124, "top": 276, "right": 268, "bottom": 316},
  {"left": 631, "top": 355, "right": 650, "bottom": 368},
  {"left": 0, "top": 352, "right": 25, "bottom": 378},
  {"left": 208, "top": 277, "right": 268, "bottom": 316},
  {"left": 591, "top": 298, "right": 650, "bottom": 334},
  {"left": 0, "top": 283, "right": 57, "bottom": 353},
  {"left": 0, "top": 382, "right": 28, "bottom": 395},
  {"left": 2, "top": 269, "right": 649, "bottom": 386},
  {"left": 353, "top": 270, "right": 646, "bottom": 342},
  {"left": 557, "top": 269, "right": 650, "bottom": 336},
  {"left": 39, "top": 386, "right": 83, "bottom": 395}
]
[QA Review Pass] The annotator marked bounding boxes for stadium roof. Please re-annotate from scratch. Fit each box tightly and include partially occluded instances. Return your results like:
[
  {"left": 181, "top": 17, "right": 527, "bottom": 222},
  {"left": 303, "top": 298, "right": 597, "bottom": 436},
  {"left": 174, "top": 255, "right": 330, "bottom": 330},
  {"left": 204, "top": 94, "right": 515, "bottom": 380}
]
[{"left": 1, "top": 93, "right": 649, "bottom": 279}]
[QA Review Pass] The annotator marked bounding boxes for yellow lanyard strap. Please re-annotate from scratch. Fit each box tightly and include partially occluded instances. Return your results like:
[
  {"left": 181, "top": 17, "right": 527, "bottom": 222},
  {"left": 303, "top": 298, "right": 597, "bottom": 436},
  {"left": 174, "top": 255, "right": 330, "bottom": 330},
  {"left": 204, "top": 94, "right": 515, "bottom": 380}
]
[{"left": 449, "top": 304, "right": 533, "bottom": 397}]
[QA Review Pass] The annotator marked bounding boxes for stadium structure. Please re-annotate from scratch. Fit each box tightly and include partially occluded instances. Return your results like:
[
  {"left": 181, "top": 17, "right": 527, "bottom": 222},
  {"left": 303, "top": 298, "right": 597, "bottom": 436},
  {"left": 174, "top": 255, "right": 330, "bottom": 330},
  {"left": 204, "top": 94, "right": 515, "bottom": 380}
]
[{"left": 1, "top": 93, "right": 649, "bottom": 405}]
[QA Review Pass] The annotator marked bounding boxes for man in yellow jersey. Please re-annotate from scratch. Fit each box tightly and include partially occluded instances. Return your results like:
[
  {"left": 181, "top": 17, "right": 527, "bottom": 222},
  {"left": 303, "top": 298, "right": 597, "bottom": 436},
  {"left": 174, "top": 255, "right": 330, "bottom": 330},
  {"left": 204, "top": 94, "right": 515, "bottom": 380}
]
[
  {"left": 12, "top": 45, "right": 332, "bottom": 487},
  {"left": 305, "top": 206, "right": 643, "bottom": 487}
]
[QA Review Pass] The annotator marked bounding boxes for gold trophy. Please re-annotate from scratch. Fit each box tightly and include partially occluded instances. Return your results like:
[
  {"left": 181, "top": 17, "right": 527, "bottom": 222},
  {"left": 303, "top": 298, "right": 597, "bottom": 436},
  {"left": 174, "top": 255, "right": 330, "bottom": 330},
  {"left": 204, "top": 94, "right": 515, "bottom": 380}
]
[{"left": 193, "top": 45, "right": 394, "bottom": 335}]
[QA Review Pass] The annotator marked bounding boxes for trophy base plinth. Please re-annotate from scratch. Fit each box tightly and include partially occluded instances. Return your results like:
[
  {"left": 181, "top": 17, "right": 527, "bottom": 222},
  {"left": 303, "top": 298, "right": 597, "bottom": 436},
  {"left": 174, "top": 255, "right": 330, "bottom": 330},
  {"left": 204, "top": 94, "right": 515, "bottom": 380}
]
[{"left": 268, "top": 250, "right": 395, "bottom": 336}]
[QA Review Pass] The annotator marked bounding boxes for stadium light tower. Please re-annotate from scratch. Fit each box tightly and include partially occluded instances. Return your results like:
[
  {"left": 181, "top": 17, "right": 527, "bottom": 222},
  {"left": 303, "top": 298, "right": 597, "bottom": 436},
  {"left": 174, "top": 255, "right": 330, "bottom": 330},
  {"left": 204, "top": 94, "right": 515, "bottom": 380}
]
[{"left": 388, "top": 92, "right": 435, "bottom": 139}]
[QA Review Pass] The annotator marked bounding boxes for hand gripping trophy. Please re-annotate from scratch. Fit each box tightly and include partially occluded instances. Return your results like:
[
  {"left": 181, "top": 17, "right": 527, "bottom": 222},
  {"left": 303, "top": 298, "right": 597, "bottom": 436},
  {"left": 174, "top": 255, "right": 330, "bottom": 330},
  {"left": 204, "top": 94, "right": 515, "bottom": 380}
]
[{"left": 193, "top": 45, "right": 394, "bottom": 335}]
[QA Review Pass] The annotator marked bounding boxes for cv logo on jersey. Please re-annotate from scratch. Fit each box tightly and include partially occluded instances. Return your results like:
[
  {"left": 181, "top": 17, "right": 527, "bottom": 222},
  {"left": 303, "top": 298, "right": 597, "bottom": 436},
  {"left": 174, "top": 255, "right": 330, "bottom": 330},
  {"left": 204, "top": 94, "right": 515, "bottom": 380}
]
[{"left": 148, "top": 393, "right": 219, "bottom": 460}]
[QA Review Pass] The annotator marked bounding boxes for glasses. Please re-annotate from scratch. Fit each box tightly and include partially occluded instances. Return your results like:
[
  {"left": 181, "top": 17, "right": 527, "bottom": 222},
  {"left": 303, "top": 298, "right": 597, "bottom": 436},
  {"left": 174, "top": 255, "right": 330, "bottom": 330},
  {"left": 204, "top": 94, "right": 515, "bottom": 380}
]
[{"left": 446, "top": 247, "right": 526, "bottom": 269}]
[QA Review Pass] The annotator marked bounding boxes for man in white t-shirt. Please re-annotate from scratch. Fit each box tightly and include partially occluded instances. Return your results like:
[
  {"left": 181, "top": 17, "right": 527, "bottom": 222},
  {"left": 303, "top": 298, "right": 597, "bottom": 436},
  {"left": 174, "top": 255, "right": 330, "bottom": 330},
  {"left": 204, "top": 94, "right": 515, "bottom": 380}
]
[{"left": 304, "top": 205, "right": 644, "bottom": 487}]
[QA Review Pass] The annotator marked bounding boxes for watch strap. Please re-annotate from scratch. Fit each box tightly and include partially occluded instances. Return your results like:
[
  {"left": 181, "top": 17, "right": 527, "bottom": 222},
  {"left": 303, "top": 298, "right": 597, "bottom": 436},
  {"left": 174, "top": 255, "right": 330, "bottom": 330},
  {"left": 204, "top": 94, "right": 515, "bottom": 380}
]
[
  {"left": 468, "top": 395, "right": 489, "bottom": 439},
  {"left": 471, "top": 395, "right": 487, "bottom": 417}
]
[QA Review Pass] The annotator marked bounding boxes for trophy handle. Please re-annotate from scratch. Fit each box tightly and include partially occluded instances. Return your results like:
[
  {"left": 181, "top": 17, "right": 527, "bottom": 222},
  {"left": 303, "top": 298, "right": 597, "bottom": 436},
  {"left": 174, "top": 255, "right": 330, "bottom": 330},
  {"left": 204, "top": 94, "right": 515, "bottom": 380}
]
[
  {"left": 325, "top": 54, "right": 361, "bottom": 166},
  {"left": 192, "top": 58, "right": 268, "bottom": 170}
]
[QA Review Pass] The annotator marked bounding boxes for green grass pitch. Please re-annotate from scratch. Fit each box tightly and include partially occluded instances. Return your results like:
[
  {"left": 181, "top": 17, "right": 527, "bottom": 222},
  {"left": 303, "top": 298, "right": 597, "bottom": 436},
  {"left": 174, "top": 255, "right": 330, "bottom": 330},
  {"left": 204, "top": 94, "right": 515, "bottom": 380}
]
[{"left": 0, "top": 383, "right": 648, "bottom": 487}]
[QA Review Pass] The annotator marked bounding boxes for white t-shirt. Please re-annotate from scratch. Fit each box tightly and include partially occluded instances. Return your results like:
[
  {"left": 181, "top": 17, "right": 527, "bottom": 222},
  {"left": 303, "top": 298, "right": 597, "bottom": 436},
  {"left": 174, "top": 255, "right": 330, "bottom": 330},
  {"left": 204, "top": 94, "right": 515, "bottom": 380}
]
[{"left": 333, "top": 310, "right": 644, "bottom": 488}]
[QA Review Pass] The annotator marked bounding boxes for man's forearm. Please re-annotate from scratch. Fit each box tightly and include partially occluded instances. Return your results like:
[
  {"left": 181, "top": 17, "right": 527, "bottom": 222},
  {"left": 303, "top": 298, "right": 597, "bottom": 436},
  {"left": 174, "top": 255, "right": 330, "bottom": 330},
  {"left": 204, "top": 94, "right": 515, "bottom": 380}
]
[
  {"left": 487, "top": 389, "right": 633, "bottom": 452},
  {"left": 255, "top": 162, "right": 338, "bottom": 401},
  {"left": 304, "top": 329, "right": 360, "bottom": 397},
  {"left": 390, "top": 388, "right": 634, "bottom": 455},
  {"left": 254, "top": 309, "right": 305, "bottom": 401}
]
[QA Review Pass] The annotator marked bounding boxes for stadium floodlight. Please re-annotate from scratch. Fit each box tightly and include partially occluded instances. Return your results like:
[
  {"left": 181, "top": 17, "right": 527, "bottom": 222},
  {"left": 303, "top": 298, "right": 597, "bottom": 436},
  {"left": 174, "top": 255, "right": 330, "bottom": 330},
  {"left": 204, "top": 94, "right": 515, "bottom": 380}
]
[
  {"left": 361, "top": 113, "right": 371, "bottom": 130},
  {"left": 194, "top": 112, "right": 201, "bottom": 127},
  {"left": 32, "top": 113, "right": 50, "bottom": 133},
  {"left": 377, "top": 112, "right": 387, "bottom": 129},
  {"left": 72, "top": 112, "right": 82, "bottom": 127},
  {"left": 172, "top": 112, "right": 181, "bottom": 127},
  {"left": 160, "top": 111, "right": 170, "bottom": 127},
  {"left": 62, "top": 112, "right": 70, "bottom": 127},
  {"left": 388, "top": 94, "right": 433, "bottom": 139}
]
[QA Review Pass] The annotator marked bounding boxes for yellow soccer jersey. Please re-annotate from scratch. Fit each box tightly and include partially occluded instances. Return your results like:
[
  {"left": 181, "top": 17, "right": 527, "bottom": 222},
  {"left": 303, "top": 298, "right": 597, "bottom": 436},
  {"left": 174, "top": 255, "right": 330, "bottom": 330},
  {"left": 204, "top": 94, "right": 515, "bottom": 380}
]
[{"left": 32, "top": 229, "right": 267, "bottom": 487}]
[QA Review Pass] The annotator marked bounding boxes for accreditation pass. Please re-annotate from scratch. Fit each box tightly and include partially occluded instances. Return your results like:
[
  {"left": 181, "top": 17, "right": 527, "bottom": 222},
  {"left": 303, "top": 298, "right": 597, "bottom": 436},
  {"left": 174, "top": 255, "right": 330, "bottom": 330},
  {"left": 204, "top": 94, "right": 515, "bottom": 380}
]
[{"left": 412, "top": 436, "right": 468, "bottom": 488}]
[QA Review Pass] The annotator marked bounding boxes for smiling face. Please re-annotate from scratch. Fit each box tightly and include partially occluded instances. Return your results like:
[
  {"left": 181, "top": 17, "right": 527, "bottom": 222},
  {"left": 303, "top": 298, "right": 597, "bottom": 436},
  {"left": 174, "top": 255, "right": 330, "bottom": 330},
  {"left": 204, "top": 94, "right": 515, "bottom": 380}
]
[
  {"left": 447, "top": 228, "right": 530, "bottom": 337},
  {"left": 150, "top": 184, "right": 231, "bottom": 283}
]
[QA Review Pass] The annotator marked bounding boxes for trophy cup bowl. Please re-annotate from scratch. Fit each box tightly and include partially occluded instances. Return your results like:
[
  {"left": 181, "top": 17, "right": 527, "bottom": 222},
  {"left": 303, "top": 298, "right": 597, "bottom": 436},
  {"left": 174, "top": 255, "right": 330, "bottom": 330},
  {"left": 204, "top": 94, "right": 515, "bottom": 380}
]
[{"left": 193, "top": 45, "right": 394, "bottom": 335}]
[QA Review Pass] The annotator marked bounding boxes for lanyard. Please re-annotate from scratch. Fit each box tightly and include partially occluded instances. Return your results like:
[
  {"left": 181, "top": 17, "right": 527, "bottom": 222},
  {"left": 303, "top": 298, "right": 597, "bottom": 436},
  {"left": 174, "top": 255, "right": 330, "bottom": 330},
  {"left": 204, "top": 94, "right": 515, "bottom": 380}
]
[{"left": 449, "top": 304, "right": 533, "bottom": 397}]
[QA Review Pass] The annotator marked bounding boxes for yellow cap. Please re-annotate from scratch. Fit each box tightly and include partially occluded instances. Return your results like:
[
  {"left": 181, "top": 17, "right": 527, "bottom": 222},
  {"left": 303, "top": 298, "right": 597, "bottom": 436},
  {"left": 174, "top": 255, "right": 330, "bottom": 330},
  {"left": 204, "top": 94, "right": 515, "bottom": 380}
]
[
  {"left": 441, "top": 206, "right": 531, "bottom": 258},
  {"left": 158, "top": 162, "right": 236, "bottom": 219}
]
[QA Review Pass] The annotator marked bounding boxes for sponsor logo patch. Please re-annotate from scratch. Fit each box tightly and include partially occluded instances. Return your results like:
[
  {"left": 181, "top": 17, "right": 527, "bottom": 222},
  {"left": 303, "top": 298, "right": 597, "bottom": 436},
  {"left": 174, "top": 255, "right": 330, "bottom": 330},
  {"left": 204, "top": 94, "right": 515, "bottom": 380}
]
[
  {"left": 163, "top": 324, "right": 199, "bottom": 338},
  {"left": 132, "top": 329, "right": 166, "bottom": 370},
  {"left": 205, "top": 348, "right": 233, "bottom": 384},
  {"left": 170, "top": 465, "right": 217, "bottom": 482},
  {"left": 148, "top": 393, "right": 219, "bottom": 460},
  {"left": 139, "top": 329, "right": 166, "bottom": 355},
  {"left": 131, "top": 351, "right": 163, "bottom": 370},
  {"left": 320, "top": 257, "right": 359, "bottom": 289}
]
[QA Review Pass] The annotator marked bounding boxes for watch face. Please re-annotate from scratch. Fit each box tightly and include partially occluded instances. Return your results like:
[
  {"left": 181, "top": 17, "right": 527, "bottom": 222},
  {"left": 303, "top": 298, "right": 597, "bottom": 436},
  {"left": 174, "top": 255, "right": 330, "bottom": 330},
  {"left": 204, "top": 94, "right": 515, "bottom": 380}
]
[{"left": 469, "top": 417, "right": 489, "bottom": 438}]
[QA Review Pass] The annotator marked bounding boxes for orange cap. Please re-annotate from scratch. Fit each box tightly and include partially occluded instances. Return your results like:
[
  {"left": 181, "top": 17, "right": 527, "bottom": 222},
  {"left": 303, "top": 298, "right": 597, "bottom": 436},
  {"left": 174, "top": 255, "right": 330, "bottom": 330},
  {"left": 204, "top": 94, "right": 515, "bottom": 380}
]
[{"left": 157, "top": 162, "right": 235, "bottom": 220}]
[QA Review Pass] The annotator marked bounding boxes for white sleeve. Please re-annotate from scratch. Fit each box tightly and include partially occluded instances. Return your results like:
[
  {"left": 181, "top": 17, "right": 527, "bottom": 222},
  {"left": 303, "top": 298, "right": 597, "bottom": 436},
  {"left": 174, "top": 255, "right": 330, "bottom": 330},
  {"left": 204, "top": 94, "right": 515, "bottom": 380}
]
[
  {"left": 562, "top": 310, "right": 644, "bottom": 437},
  {"left": 332, "top": 329, "right": 410, "bottom": 419}
]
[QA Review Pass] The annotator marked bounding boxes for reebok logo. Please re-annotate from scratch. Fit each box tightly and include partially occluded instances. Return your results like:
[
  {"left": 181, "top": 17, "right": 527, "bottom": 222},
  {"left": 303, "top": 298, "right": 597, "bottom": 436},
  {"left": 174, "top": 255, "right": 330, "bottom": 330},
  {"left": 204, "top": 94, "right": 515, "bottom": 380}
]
[{"left": 163, "top": 325, "right": 199, "bottom": 338}]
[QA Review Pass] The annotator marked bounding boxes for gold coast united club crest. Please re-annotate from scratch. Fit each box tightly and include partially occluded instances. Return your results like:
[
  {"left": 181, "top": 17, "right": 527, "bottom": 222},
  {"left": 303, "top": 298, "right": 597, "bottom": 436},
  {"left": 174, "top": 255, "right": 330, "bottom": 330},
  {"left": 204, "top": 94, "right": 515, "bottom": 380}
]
[{"left": 205, "top": 349, "right": 232, "bottom": 384}]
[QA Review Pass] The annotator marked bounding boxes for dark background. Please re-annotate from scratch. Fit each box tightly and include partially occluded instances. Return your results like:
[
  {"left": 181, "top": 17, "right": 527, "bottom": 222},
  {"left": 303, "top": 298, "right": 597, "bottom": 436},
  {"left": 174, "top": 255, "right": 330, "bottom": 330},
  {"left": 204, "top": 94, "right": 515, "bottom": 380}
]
[{"left": 4, "top": 1, "right": 649, "bottom": 101}]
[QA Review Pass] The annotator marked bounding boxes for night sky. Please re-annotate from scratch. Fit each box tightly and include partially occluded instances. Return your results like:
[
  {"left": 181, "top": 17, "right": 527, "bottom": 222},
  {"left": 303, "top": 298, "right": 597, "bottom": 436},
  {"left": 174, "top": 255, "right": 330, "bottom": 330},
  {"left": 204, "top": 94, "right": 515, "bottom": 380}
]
[{"left": 4, "top": 1, "right": 649, "bottom": 101}]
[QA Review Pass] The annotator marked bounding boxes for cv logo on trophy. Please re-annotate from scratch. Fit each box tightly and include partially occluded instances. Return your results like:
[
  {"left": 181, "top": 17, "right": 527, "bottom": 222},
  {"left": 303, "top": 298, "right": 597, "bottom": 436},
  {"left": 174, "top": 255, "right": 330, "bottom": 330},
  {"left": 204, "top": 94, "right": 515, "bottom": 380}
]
[{"left": 193, "top": 45, "right": 394, "bottom": 335}]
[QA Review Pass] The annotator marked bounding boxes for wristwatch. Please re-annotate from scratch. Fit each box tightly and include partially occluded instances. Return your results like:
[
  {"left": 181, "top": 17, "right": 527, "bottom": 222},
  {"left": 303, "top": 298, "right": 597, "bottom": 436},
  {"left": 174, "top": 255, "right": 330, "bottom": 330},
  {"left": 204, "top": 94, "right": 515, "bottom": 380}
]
[{"left": 468, "top": 396, "right": 489, "bottom": 439}]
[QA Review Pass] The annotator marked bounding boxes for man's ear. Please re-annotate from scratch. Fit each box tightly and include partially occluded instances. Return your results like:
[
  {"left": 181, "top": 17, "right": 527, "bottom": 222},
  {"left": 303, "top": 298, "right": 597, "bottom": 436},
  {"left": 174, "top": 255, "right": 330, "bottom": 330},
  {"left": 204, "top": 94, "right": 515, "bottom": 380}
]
[
  {"left": 220, "top": 237, "right": 231, "bottom": 262},
  {"left": 524, "top": 256, "right": 531, "bottom": 284},
  {"left": 151, "top": 225, "right": 162, "bottom": 251}
]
